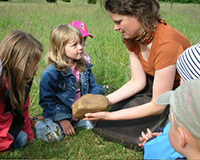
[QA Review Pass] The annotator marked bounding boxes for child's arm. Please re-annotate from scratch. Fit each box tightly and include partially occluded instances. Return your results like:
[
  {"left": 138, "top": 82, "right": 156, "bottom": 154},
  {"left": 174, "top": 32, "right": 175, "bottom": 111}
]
[
  {"left": 84, "top": 64, "right": 106, "bottom": 95},
  {"left": 21, "top": 96, "right": 34, "bottom": 141},
  {"left": 39, "top": 68, "right": 73, "bottom": 122}
]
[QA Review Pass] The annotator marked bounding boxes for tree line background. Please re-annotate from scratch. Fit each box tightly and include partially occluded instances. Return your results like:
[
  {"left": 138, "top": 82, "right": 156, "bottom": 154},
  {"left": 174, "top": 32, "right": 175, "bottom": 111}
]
[
  {"left": 1, "top": 0, "right": 200, "bottom": 3},
  {"left": 160, "top": 0, "right": 200, "bottom": 3}
]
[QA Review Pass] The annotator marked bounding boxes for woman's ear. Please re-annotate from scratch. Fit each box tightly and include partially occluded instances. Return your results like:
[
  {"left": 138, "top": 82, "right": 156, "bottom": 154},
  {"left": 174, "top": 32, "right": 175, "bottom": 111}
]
[{"left": 177, "top": 127, "right": 188, "bottom": 148}]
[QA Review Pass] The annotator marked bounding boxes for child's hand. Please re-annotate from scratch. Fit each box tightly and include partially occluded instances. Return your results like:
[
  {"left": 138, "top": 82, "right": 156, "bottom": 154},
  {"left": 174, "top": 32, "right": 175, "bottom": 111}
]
[
  {"left": 138, "top": 128, "right": 162, "bottom": 148},
  {"left": 29, "top": 138, "right": 36, "bottom": 143},
  {"left": 59, "top": 119, "right": 75, "bottom": 136}
]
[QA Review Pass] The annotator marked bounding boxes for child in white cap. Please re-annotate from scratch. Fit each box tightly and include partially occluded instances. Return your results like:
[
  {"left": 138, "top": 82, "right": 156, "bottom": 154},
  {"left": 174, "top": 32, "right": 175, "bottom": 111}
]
[
  {"left": 156, "top": 78, "right": 200, "bottom": 159},
  {"left": 140, "top": 43, "right": 200, "bottom": 159}
]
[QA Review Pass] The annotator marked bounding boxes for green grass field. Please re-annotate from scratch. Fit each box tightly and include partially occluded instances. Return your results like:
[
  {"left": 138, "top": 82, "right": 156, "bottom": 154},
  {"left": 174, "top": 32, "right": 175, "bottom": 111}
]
[{"left": 0, "top": 1, "right": 200, "bottom": 159}]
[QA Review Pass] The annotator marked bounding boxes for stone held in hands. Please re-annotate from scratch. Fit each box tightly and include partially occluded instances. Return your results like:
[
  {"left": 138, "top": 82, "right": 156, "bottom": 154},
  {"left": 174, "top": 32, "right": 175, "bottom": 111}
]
[{"left": 72, "top": 94, "right": 109, "bottom": 119}]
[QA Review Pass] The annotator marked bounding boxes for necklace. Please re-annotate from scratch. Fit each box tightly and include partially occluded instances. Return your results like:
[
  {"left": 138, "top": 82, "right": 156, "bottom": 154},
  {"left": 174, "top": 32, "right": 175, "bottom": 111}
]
[{"left": 134, "top": 16, "right": 167, "bottom": 45}]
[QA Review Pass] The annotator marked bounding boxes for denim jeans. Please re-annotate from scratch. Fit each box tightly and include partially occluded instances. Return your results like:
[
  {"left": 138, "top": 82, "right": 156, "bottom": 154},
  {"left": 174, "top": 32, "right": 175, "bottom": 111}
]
[
  {"left": 10, "top": 130, "right": 28, "bottom": 149},
  {"left": 35, "top": 118, "right": 94, "bottom": 142},
  {"left": 72, "top": 120, "right": 95, "bottom": 129}
]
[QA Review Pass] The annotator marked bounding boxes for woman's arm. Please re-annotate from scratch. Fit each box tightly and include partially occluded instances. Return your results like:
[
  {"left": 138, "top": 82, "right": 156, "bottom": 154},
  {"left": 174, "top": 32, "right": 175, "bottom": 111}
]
[
  {"left": 84, "top": 63, "right": 177, "bottom": 121},
  {"left": 106, "top": 51, "right": 146, "bottom": 105},
  {"left": 39, "top": 70, "right": 73, "bottom": 121}
]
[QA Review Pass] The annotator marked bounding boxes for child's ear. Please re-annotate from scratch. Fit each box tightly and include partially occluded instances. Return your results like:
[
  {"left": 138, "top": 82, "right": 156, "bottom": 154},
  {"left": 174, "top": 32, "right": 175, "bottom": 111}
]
[{"left": 177, "top": 127, "right": 188, "bottom": 148}]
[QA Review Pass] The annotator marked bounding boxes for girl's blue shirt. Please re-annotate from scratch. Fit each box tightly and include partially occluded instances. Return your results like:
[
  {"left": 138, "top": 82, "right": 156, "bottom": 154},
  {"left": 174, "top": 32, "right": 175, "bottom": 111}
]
[{"left": 39, "top": 63, "right": 105, "bottom": 122}]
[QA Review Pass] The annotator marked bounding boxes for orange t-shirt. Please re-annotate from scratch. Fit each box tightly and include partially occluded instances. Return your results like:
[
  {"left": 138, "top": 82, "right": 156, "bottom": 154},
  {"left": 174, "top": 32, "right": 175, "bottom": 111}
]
[{"left": 124, "top": 23, "right": 191, "bottom": 88}]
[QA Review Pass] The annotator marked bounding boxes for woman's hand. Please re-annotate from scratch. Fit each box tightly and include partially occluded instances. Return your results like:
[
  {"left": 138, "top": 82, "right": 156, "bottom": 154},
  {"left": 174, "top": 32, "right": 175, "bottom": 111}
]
[
  {"left": 138, "top": 128, "right": 162, "bottom": 148},
  {"left": 83, "top": 111, "right": 111, "bottom": 121},
  {"left": 59, "top": 119, "right": 75, "bottom": 136}
]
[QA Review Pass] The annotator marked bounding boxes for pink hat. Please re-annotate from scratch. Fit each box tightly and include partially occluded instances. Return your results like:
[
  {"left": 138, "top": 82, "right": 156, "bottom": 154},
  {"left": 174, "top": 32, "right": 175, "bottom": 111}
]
[{"left": 69, "top": 20, "right": 93, "bottom": 38}]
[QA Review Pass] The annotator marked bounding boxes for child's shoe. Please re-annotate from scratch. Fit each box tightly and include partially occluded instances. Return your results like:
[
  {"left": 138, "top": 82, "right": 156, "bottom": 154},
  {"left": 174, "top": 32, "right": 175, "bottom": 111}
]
[
  {"left": 29, "top": 115, "right": 44, "bottom": 128},
  {"left": 35, "top": 118, "right": 64, "bottom": 142}
]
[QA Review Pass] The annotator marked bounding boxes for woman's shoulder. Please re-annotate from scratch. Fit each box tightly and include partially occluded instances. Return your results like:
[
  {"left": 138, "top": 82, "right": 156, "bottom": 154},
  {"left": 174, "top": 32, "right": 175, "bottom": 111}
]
[
  {"left": 153, "top": 23, "right": 190, "bottom": 52},
  {"left": 156, "top": 23, "right": 189, "bottom": 42}
]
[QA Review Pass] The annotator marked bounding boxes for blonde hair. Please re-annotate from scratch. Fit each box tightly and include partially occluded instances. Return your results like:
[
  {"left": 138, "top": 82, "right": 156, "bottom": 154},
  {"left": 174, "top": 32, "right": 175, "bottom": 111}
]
[
  {"left": 170, "top": 107, "right": 182, "bottom": 129},
  {"left": 47, "top": 24, "right": 87, "bottom": 72},
  {"left": 0, "top": 30, "right": 43, "bottom": 112}
]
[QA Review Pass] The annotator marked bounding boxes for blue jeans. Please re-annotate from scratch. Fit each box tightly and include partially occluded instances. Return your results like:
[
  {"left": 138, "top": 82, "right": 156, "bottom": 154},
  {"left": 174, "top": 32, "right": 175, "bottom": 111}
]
[
  {"left": 35, "top": 119, "right": 94, "bottom": 142},
  {"left": 72, "top": 120, "right": 95, "bottom": 129},
  {"left": 10, "top": 130, "right": 28, "bottom": 149}
]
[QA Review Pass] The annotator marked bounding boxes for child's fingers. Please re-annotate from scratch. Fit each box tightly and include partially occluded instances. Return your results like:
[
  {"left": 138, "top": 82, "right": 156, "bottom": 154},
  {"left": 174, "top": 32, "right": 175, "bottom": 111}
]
[
  {"left": 65, "top": 126, "right": 75, "bottom": 136},
  {"left": 151, "top": 132, "right": 162, "bottom": 137},
  {"left": 141, "top": 131, "right": 148, "bottom": 140},
  {"left": 29, "top": 138, "right": 36, "bottom": 143},
  {"left": 138, "top": 136, "right": 146, "bottom": 148},
  {"left": 138, "top": 142, "right": 145, "bottom": 148},
  {"left": 147, "top": 128, "right": 152, "bottom": 136}
]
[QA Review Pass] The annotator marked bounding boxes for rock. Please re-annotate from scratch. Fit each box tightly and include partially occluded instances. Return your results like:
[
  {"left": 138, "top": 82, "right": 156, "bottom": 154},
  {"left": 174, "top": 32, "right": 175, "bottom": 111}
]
[{"left": 72, "top": 94, "right": 109, "bottom": 119}]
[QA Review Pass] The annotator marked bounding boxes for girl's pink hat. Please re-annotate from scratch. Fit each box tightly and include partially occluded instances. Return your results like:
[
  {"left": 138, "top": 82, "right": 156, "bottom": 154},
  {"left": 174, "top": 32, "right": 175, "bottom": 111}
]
[{"left": 69, "top": 20, "right": 93, "bottom": 38}]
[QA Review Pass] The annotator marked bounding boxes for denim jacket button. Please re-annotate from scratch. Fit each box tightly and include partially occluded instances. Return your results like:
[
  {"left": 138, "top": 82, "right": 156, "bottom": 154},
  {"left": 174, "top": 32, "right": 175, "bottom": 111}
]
[
  {"left": 85, "top": 83, "right": 87, "bottom": 85},
  {"left": 63, "top": 84, "right": 66, "bottom": 88}
]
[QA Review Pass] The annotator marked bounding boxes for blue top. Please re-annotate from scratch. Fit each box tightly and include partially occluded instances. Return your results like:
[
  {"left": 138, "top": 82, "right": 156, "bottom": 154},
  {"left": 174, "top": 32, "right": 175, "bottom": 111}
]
[
  {"left": 144, "top": 122, "right": 185, "bottom": 159},
  {"left": 39, "top": 63, "right": 105, "bottom": 122}
]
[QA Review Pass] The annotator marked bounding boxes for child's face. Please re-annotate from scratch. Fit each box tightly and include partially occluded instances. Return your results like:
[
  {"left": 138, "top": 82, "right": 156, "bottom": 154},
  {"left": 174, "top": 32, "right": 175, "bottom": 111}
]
[
  {"left": 64, "top": 35, "right": 83, "bottom": 63},
  {"left": 180, "top": 78, "right": 184, "bottom": 85},
  {"left": 169, "top": 114, "right": 181, "bottom": 154},
  {"left": 25, "top": 62, "right": 39, "bottom": 80}
]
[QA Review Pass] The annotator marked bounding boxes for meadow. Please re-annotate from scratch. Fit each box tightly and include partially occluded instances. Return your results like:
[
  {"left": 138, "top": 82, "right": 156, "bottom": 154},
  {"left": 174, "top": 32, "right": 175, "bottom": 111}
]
[{"left": 0, "top": 0, "right": 200, "bottom": 159}]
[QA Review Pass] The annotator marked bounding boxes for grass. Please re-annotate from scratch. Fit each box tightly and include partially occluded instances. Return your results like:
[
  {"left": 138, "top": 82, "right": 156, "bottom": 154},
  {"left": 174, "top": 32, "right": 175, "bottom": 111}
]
[{"left": 0, "top": 1, "right": 200, "bottom": 159}]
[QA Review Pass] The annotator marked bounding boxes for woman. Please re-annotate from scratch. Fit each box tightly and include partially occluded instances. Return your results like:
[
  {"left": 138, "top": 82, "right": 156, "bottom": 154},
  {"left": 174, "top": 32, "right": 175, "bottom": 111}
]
[{"left": 84, "top": 0, "right": 191, "bottom": 148}]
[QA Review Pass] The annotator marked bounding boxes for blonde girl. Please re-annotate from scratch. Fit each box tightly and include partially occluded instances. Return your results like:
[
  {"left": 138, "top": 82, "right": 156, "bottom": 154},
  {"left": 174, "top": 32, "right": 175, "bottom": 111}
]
[{"left": 37, "top": 25, "right": 105, "bottom": 142}]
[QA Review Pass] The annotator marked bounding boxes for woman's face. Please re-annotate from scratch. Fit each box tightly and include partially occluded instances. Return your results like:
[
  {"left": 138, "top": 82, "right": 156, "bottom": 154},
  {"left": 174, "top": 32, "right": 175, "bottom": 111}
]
[{"left": 107, "top": 11, "right": 144, "bottom": 39}]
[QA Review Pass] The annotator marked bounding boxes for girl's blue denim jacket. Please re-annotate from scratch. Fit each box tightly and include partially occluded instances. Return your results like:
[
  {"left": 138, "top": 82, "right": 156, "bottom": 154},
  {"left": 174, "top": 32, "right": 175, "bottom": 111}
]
[{"left": 39, "top": 63, "right": 105, "bottom": 122}]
